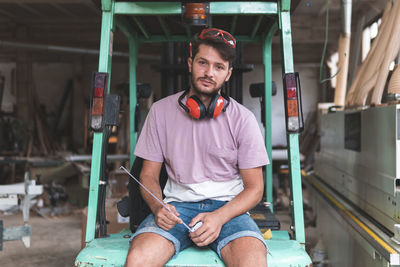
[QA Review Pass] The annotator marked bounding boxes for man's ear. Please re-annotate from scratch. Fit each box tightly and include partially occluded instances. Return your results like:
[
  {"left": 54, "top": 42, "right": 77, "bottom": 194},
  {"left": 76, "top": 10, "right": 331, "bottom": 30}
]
[
  {"left": 225, "top": 67, "right": 233, "bottom": 82},
  {"left": 187, "top": 57, "right": 193, "bottom": 73}
]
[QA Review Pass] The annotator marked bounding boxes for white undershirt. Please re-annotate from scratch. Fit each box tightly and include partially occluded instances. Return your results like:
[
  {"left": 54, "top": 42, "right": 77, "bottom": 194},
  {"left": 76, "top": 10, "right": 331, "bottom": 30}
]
[{"left": 163, "top": 176, "right": 244, "bottom": 203}]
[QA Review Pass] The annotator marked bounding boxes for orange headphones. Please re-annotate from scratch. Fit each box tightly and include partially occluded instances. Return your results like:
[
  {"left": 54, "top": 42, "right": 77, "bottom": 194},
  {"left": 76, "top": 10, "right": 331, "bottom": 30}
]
[{"left": 178, "top": 90, "right": 230, "bottom": 119}]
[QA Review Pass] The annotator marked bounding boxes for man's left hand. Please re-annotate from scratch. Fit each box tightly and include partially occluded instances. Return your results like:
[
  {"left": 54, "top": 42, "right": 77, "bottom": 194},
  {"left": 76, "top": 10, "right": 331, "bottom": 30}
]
[{"left": 189, "top": 212, "right": 224, "bottom": 246}]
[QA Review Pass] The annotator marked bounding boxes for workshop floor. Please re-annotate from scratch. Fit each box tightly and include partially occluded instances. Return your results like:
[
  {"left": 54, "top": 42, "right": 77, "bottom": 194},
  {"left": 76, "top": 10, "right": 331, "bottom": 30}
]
[{"left": 0, "top": 210, "right": 82, "bottom": 267}]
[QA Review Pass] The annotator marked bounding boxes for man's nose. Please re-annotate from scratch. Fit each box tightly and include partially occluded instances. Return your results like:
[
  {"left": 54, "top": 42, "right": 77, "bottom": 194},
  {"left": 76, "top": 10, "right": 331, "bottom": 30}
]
[{"left": 203, "top": 65, "right": 213, "bottom": 77}]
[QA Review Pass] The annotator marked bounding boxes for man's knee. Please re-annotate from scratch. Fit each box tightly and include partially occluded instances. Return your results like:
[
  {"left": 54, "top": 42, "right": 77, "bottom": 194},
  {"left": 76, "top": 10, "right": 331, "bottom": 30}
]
[
  {"left": 125, "top": 233, "right": 175, "bottom": 267},
  {"left": 221, "top": 237, "right": 267, "bottom": 267}
]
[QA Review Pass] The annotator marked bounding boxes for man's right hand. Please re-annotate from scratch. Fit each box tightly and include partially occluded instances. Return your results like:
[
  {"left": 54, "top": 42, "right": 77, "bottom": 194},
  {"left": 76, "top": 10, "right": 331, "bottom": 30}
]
[{"left": 154, "top": 203, "right": 183, "bottom": 231}]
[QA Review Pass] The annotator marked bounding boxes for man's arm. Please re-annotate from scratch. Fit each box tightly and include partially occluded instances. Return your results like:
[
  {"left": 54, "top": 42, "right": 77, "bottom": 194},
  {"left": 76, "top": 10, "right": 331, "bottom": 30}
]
[
  {"left": 140, "top": 159, "right": 182, "bottom": 230},
  {"left": 189, "top": 167, "right": 264, "bottom": 246}
]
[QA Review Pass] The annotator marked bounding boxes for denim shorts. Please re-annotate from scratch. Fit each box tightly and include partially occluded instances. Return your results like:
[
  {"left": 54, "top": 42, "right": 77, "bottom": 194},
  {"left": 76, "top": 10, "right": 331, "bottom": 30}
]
[{"left": 130, "top": 199, "right": 267, "bottom": 259}]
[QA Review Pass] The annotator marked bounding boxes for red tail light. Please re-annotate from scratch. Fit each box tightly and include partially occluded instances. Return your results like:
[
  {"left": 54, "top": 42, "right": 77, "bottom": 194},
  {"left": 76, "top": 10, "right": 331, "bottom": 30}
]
[
  {"left": 283, "top": 73, "right": 304, "bottom": 133},
  {"left": 90, "top": 72, "right": 108, "bottom": 131}
]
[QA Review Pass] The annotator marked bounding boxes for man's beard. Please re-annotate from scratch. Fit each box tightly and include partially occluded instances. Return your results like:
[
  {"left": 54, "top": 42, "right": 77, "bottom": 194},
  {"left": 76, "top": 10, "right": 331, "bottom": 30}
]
[{"left": 190, "top": 74, "right": 222, "bottom": 97}]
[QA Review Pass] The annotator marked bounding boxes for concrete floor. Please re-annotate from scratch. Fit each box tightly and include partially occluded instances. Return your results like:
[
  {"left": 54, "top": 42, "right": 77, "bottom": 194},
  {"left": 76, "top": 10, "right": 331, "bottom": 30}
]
[{"left": 0, "top": 210, "right": 81, "bottom": 267}]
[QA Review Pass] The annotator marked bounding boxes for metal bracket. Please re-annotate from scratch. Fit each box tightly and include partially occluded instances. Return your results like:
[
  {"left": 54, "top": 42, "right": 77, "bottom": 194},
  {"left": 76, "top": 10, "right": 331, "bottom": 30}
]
[{"left": 2, "top": 225, "right": 31, "bottom": 248}]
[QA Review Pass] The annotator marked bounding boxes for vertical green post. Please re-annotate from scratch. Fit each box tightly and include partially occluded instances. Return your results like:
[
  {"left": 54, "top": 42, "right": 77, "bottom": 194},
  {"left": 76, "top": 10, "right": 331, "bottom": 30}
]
[
  {"left": 262, "top": 23, "right": 277, "bottom": 211},
  {"left": 85, "top": 0, "right": 115, "bottom": 243},
  {"left": 129, "top": 35, "right": 138, "bottom": 168},
  {"left": 279, "top": 2, "right": 305, "bottom": 244}
]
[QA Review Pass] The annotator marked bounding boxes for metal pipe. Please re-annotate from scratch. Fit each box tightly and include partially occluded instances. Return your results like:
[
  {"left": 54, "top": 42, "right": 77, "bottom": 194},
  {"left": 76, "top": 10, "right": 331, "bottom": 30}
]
[
  {"left": 230, "top": 15, "right": 238, "bottom": 35},
  {"left": 251, "top": 16, "right": 263, "bottom": 39},
  {"left": 132, "top": 16, "right": 150, "bottom": 39},
  {"left": 64, "top": 154, "right": 129, "bottom": 162},
  {"left": 342, "top": 0, "right": 352, "bottom": 35},
  {"left": 0, "top": 40, "right": 128, "bottom": 57},
  {"left": 0, "top": 39, "right": 161, "bottom": 61}
]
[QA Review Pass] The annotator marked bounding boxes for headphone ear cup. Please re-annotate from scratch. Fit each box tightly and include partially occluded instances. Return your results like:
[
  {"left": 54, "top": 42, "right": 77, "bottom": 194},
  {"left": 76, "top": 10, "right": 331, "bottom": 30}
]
[
  {"left": 186, "top": 96, "right": 207, "bottom": 119},
  {"left": 207, "top": 95, "right": 224, "bottom": 118}
]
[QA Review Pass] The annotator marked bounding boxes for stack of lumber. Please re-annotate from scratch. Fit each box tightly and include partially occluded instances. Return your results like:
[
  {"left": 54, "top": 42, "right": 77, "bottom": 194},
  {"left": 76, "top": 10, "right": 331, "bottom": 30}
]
[{"left": 346, "top": 0, "right": 400, "bottom": 106}]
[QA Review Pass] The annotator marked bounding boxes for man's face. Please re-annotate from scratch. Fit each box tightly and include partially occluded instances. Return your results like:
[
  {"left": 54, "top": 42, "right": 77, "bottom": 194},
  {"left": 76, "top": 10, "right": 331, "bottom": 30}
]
[{"left": 188, "top": 44, "right": 232, "bottom": 96}]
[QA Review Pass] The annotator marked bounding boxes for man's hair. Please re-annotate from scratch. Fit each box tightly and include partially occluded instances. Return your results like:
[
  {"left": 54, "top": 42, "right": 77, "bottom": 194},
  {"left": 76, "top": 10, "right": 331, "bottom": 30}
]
[{"left": 191, "top": 31, "right": 236, "bottom": 68}]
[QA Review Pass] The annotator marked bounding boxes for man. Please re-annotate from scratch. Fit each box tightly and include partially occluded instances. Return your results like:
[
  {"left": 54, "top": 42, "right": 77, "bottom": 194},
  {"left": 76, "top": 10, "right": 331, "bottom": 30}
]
[{"left": 125, "top": 28, "right": 269, "bottom": 267}]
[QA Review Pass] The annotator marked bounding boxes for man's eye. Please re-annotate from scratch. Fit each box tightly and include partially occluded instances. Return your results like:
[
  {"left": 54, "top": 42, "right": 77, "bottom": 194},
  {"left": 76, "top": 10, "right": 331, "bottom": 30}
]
[
  {"left": 199, "top": 61, "right": 206, "bottom": 65},
  {"left": 216, "top": 66, "right": 224, "bottom": 70}
]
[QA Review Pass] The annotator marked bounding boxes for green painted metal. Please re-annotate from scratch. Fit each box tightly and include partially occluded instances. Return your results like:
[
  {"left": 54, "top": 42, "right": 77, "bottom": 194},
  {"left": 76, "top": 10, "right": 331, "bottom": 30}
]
[
  {"left": 85, "top": 2, "right": 115, "bottom": 244},
  {"left": 265, "top": 239, "right": 312, "bottom": 266},
  {"left": 116, "top": 16, "right": 134, "bottom": 38},
  {"left": 251, "top": 16, "right": 264, "bottom": 39},
  {"left": 230, "top": 15, "right": 238, "bottom": 34},
  {"left": 210, "top": 2, "right": 277, "bottom": 14},
  {"left": 132, "top": 16, "right": 150, "bottom": 39},
  {"left": 184, "top": 25, "right": 191, "bottom": 40},
  {"left": 263, "top": 22, "right": 277, "bottom": 210},
  {"left": 279, "top": 12, "right": 294, "bottom": 72},
  {"left": 115, "top": 17, "right": 139, "bottom": 169},
  {"left": 279, "top": 6, "right": 306, "bottom": 244},
  {"left": 157, "top": 16, "right": 171, "bottom": 39},
  {"left": 167, "top": 247, "right": 224, "bottom": 266},
  {"left": 287, "top": 135, "right": 306, "bottom": 244},
  {"left": 271, "top": 230, "right": 290, "bottom": 240},
  {"left": 280, "top": 0, "right": 291, "bottom": 12},
  {"left": 115, "top": 2, "right": 181, "bottom": 15},
  {"left": 76, "top": 229, "right": 311, "bottom": 267},
  {"left": 76, "top": 229, "right": 130, "bottom": 267},
  {"left": 102, "top": 0, "right": 112, "bottom": 11},
  {"left": 115, "top": 2, "right": 278, "bottom": 15},
  {"left": 138, "top": 35, "right": 262, "bottom": 43}
]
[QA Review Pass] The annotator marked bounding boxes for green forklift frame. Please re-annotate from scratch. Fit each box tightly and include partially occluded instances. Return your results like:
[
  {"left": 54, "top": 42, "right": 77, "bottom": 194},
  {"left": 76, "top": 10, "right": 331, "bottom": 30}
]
[{"left": 76, "top": 1, "right": 311, "bottom": 266}]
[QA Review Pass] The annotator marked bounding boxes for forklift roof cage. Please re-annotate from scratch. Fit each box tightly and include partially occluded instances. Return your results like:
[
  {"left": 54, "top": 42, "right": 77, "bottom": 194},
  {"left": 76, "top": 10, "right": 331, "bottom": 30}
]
[{"left": 76, "top": 1, "right": 312, "bottom": 266}]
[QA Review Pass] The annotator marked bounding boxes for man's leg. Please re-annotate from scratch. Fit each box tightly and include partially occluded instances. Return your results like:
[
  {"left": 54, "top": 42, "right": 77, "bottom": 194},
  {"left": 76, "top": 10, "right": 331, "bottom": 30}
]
[
  {"left": 220, "top": 236, "right": 267, "bottom": 267},
  {"left": 125, "top": 233, "right": 175, "bottom": 267}
]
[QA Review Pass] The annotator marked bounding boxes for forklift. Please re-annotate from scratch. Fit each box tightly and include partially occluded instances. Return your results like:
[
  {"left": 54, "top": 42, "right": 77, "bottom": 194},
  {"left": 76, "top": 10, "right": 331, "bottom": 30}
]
[{"left": 75, "top": 1, "right": 312, "bottom": 266}]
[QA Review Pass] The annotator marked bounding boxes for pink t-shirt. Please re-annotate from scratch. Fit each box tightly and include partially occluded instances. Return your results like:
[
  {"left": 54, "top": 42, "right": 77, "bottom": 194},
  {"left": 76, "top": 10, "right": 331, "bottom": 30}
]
[{"left": 135, "top": 91, "right": 269, "bottom": 188}]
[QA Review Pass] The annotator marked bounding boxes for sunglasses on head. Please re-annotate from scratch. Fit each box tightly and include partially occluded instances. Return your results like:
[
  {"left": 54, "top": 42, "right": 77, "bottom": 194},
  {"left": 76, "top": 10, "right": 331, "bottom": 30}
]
[{"left": 199, "top": 28, "right": 237, "bottom": 48}]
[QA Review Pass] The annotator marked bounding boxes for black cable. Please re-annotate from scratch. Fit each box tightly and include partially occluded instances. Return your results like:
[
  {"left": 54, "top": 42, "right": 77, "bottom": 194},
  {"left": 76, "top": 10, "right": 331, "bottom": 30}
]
[{"left": 97, "top": 125, "right": 112, "bottom": 237}]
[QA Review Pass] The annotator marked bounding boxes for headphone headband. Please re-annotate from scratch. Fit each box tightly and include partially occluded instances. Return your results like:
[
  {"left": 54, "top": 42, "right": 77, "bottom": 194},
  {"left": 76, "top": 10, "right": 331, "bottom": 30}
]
[{"left": 178, "top": 90, "right": 190, "bottom": 113}]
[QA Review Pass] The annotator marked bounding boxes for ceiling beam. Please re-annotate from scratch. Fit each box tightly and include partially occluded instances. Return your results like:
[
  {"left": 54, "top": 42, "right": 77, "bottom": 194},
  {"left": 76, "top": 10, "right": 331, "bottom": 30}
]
[
  {"left": 0, "top": 0, "right": 93, "bottom": 3},
  {"left": 50, "top": 3, "right": 76, "bottom": 17},
  {"left": 84, "top": 1, "right": 101, "bottom": 15},
  {"left": 18, "top": 3, "right": 43, "bottom": 17},
  {"left": 6, "top": 18, "right": 99, "bottom": 25},
  {"left": 0, "top": 7, "right": 17, "bottom": 21}
]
